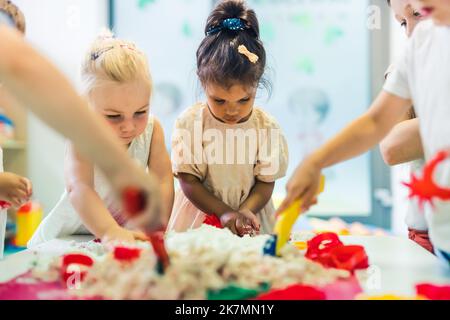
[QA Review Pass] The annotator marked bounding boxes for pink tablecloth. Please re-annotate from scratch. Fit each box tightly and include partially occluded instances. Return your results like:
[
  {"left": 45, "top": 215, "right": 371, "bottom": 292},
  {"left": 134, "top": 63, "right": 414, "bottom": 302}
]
[
  {"left": 0, "top": 271, "right": 362, "bottom": 300},
  {"left": 0, "top": 272, "right": 72, "bottom": 300}
]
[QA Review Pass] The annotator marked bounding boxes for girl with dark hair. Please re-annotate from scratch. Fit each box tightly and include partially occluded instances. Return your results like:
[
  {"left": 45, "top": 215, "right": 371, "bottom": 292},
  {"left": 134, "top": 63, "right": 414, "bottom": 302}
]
[{"left": 168, "top": 0, "right": 288, "bottom": 237}]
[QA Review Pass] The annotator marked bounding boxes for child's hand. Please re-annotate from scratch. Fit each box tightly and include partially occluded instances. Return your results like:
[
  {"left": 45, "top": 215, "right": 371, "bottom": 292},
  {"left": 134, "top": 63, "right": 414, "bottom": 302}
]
[
  {"left": 101, "top": 225, "right": 149, "bottom": 245},
  {"left": 220, "top": 213, "right": 242, "bottom": 236},
  {"left": 238, "top": 209, "right": 261, "bottom": 234},
  {"left": 220, "top": 211, "right": 259, "bottom": 237},
  {"left": 277, "top": 156, "right": 322, "bottom": 215},
  {"left": 0, "top": 172, "right": 32, "bottom": 208},
  {"left": 110, "top": 164, "right": 163, "bottom": 232}
]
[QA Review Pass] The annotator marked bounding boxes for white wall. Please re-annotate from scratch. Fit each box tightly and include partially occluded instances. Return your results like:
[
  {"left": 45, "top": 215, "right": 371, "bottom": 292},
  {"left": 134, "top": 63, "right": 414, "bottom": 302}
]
[
  {"left": 11, "top": 0, "right": 412, "bottom": 228},
  {"left": 14, "top": 0, "right": 109, "bottom": 213}
]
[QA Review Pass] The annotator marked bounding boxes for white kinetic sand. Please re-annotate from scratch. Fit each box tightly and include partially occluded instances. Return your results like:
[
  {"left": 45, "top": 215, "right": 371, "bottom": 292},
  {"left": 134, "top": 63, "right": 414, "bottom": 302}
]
[{"left": 31, "top": 225, "right": 350, "bottom": 299}]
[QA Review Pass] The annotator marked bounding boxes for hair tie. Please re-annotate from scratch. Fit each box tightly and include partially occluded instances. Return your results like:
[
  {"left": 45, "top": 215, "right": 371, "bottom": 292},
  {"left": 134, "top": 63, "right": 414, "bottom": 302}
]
[
  {"left": 238, "top": 45, "right": 259, "bottom": 64},
  {"left": 206, "top": 17, "right": 247, "bottom": 36},
  {"left": 91, "top": 44, "right": 139, "bottom": 61}
]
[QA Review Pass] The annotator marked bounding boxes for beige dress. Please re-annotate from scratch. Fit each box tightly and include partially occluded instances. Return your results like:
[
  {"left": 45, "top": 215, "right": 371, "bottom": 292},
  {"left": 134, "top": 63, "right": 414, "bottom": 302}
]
[{"left": 168, "top": 103, "right": 289, "bottom": 234}]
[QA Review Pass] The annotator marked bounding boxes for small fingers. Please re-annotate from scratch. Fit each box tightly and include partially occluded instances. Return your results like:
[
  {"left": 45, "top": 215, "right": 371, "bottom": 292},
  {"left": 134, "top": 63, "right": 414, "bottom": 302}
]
[
  {"left": 238, "top": 218, "right": 256, "bottom": 237},
  {"left": 276, "top": 190, "right": 299, "bottom": 215},
  {"left": 301, "top": 185, "right": 318, "bottom": 212},
  {"left": 248, "top": 215, "right": 260, "bottom": 232},
  {"left": 10, "top": 197, "right": 22, "bottom": 208},
  {"left": 132, "top": 231, "right": 150, "bottom": 241},
  {"left": 23, "top": 178, "right": 33, "bottom": 197}
]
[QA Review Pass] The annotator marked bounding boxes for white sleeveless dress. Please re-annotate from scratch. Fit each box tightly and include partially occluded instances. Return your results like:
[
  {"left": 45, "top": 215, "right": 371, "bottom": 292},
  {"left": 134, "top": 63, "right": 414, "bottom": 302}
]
[{"left": 27, "top": 117, "right": 154, "bottom": 248}]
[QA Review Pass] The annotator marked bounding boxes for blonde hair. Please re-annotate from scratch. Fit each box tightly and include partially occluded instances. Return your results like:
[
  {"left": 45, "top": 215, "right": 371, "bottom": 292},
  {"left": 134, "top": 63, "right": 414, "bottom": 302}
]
[
  {"left": 81, "top": 30, "right": 152, "bottom": 96},
  {"left": 0, "top": 0, "right": 26, "bottom": 34}
]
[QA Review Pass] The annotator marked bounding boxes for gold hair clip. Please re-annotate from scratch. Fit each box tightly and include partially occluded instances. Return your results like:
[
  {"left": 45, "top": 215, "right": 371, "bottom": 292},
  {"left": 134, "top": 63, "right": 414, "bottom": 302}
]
[{"left": 238, "top": 45, "right": 259, "bottom": 64}]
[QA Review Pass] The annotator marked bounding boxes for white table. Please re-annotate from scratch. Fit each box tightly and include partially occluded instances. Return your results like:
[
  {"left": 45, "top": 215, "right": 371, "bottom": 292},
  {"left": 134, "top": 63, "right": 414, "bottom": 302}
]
[
  {"left": 342, "top": 236, "right": 450, "bottom": 296},
  {"left": 0, "top": 235, "right": 449, "bottom": 296},
  {"left": 0, "top": 236, "right": 93, "bottom": 283}
]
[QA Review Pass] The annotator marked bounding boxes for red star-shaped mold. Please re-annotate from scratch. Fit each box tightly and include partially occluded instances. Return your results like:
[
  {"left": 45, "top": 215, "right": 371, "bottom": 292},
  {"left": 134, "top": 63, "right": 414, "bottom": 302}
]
[{"left": 403, "top": 150, "right": 450, "bottom": 210}]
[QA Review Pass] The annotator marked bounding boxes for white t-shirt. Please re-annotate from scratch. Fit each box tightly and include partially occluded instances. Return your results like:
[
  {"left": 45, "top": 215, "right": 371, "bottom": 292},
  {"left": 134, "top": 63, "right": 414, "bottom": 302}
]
[
  {"left": 384, "top": 20, "right": 450, "bottom": 252},
  {"left": 405, "top": 159, "right": 428, "bottom": 230},
  {"left": 385, "top": 65, "right": 428, "bottom": 231}
]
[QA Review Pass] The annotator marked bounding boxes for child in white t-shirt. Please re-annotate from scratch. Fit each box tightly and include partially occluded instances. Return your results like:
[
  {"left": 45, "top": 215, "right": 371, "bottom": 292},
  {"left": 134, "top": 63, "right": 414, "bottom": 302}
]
[
  {"left": 280, "top": 0, "right": 450, "bottom": 265},
  {"left": 384, "top": 14, "right": 450, "bottom": 261},
  {"left": 380, "top": 0, "right": 432, "bottom": 253}
]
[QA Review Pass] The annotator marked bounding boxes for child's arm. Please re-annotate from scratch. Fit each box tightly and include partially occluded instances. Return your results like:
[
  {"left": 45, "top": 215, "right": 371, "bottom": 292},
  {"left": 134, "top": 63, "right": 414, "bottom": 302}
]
[
  {"left": 379, "top": 118, "right": 424, "bottom": 165},
  {"left": 147, "top": 119, "right": 174, "bottom": 225},
  {"left": 0, "top": 26, "right": 161, "bottom": 229},
  {"left": 178, "top": 173, "right": 233, "bottom": 216},
  {"left": 65, "top": 143, "right": 148, "bottom": 243},
  {"left": 178, "top": 173, "right": 259, "bottom": 235},
  {"left": 278, "top": 91, "right": 412, "bottom": 213},
  {"left": 239, "top": 179, "right": 274, "bottom": 226}
]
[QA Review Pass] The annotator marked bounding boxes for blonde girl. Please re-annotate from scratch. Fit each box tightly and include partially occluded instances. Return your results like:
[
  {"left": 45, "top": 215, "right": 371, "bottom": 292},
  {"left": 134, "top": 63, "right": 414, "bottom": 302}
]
[{"left": 28, "top": 32, "right": 174, "bottom": 247}]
